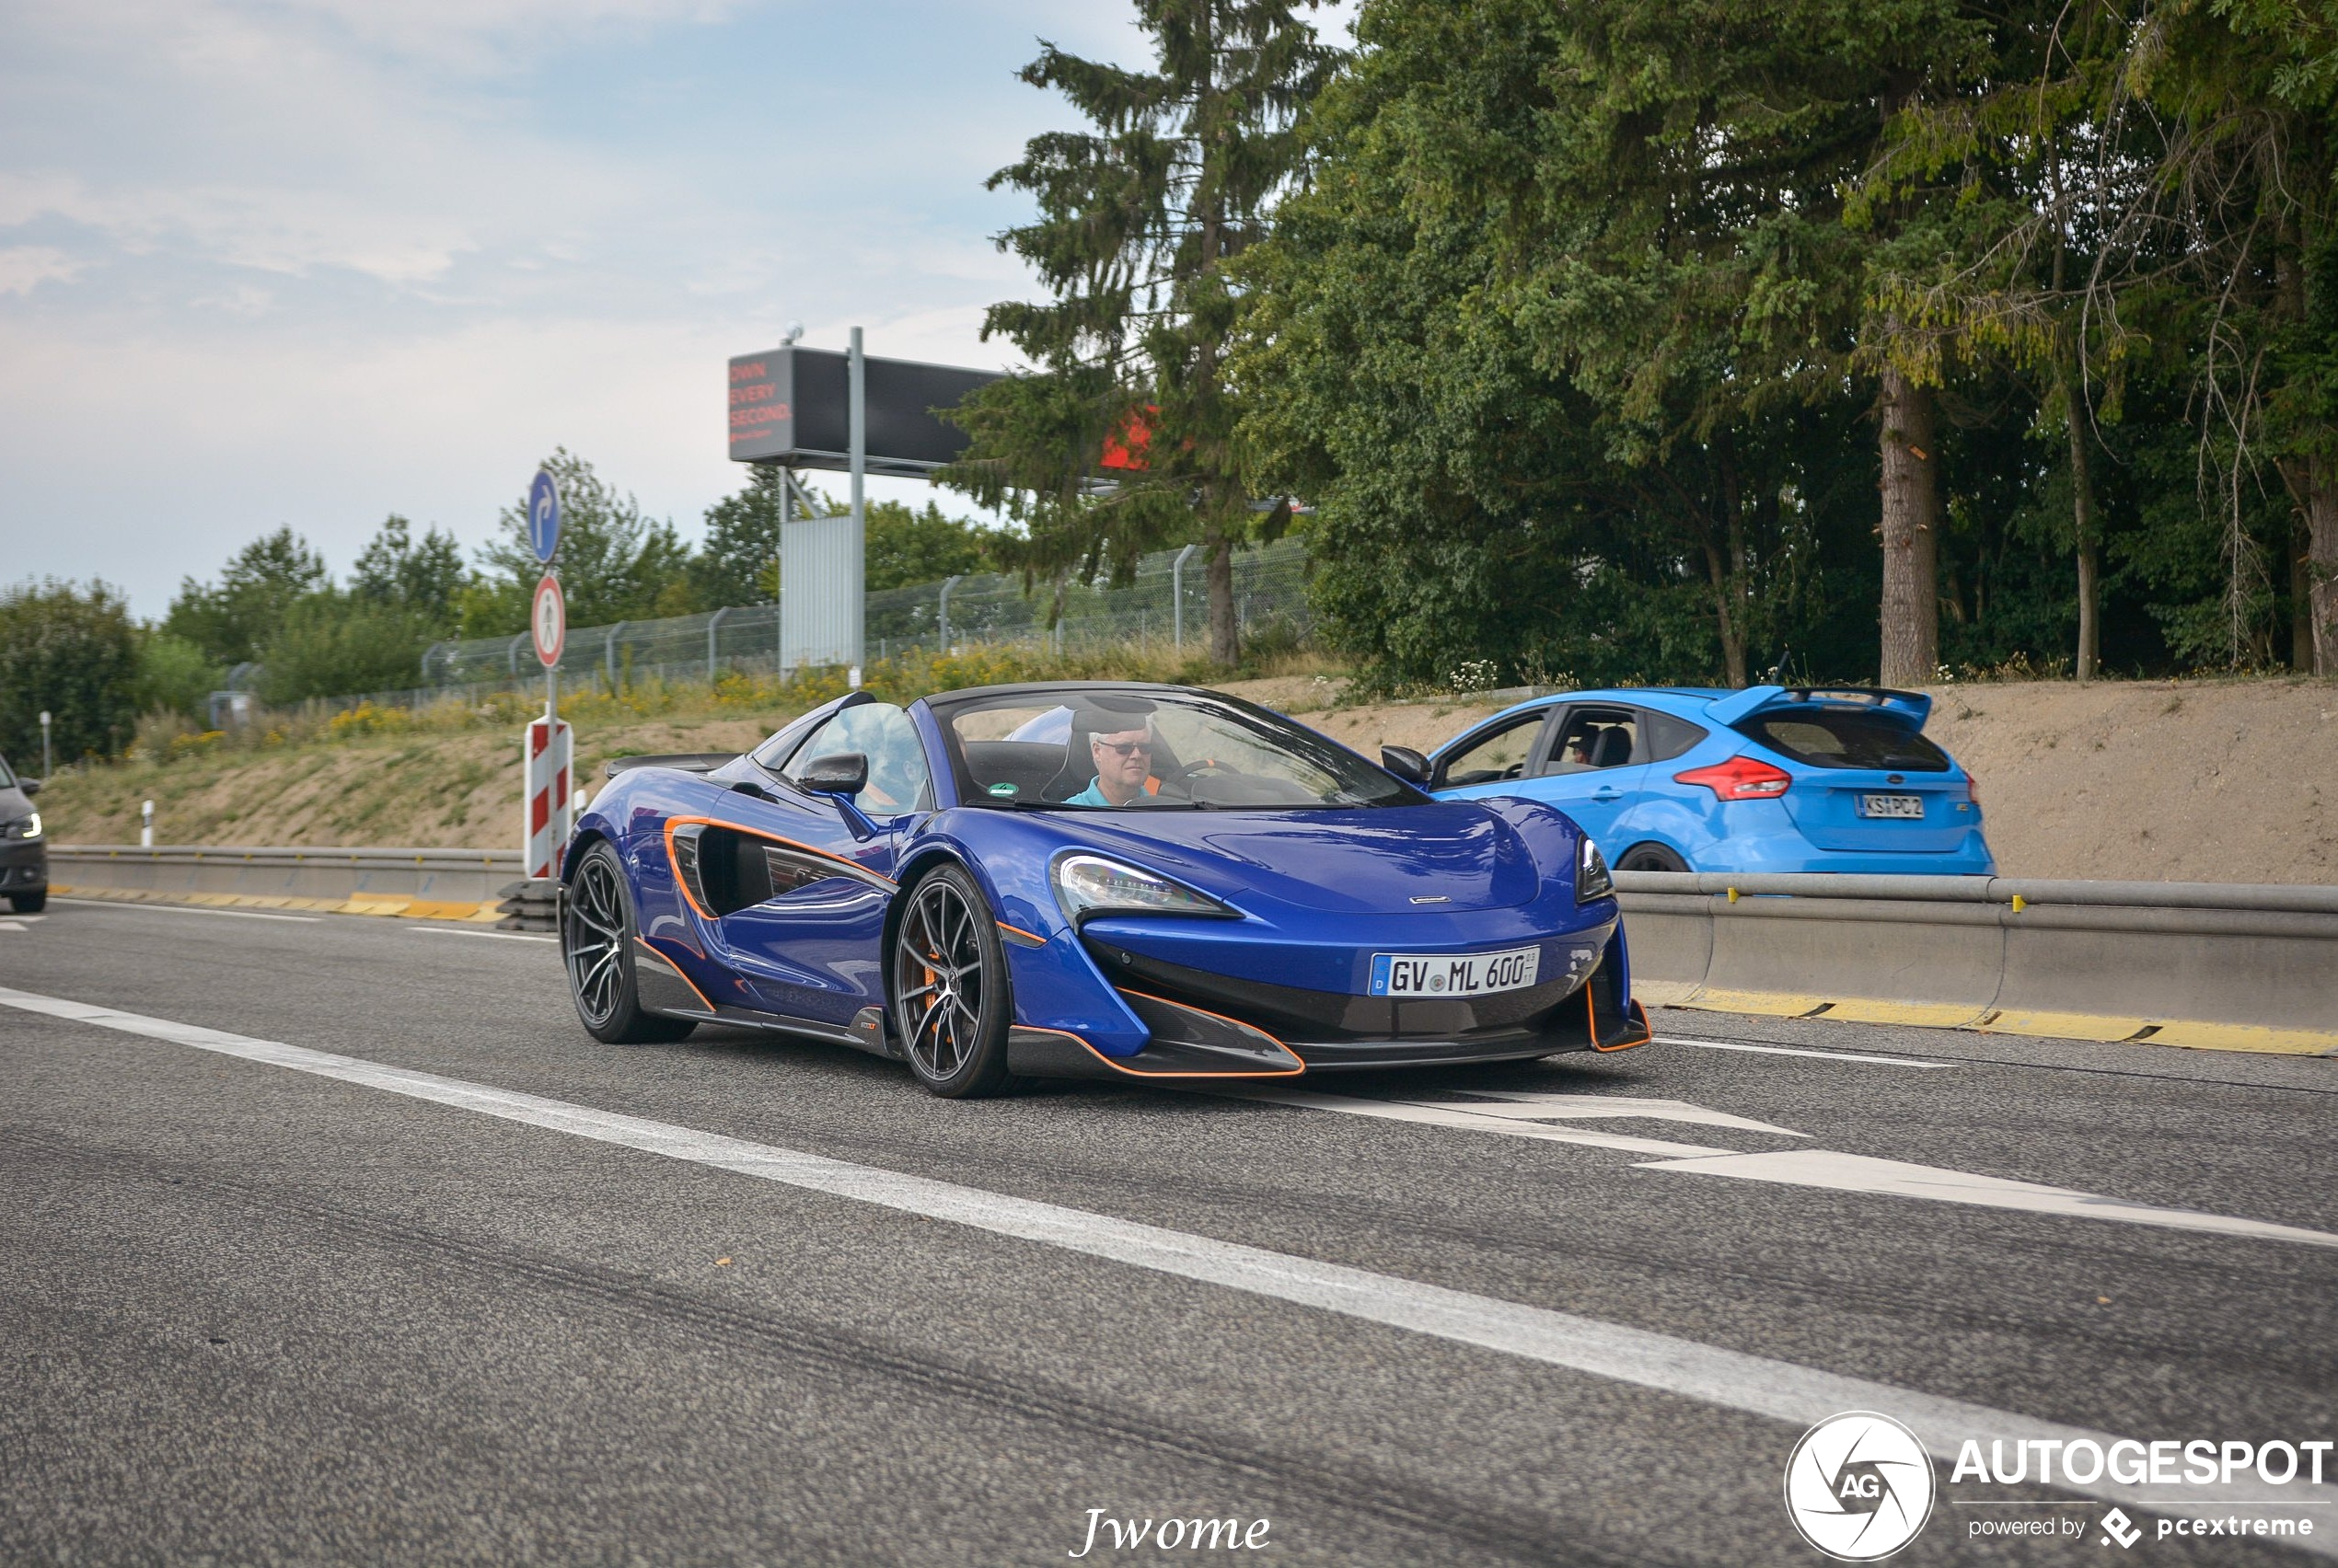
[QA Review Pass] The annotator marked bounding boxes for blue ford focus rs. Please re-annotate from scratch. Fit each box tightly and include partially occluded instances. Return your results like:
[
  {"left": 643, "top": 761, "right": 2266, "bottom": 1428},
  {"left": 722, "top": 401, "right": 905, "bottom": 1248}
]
[
  {"left": 562, "top": 682, "right": 1649, "bottom": 1097},
  {"left": 1424, "top": 685, "right": 1993, "bottom": 876}
]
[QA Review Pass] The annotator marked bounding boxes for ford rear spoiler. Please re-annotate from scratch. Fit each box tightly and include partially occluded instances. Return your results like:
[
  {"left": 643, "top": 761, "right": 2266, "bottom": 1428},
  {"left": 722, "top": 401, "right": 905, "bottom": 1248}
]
[{"left": 1703, "top": 685, "right": 1934, "bottom": 728}]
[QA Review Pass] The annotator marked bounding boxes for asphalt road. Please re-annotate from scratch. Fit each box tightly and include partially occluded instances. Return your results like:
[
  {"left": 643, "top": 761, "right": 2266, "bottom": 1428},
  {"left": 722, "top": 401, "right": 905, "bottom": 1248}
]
[{"left": 3, "top": 896, "right": 2333, "bottom": 1566}]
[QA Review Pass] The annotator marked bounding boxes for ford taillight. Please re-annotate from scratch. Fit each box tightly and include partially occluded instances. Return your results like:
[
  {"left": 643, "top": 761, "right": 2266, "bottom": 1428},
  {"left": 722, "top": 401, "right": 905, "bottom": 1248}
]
[{"left": 1674, "top": 756, "right": 1792, "bottom": 801}]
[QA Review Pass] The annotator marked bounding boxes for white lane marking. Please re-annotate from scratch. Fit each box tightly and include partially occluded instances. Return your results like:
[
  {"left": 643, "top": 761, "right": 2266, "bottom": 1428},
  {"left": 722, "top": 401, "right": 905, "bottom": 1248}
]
[
  {"left": 1234, "top": 1091, "right": 2338, "bottom": 1251},
  {"left": 408, "top": 927, "right": 558, "bottom": 943},
  {"left": 3, "top": 982, "right": 2331, "bottom": 1544},
  {"left": 1212, "top": 1087, "right": 1735, "bottom": 1157},
  {"left": 1637, "top": 1149, "right": 2338, "bottom": 1249},
  {"left": 1657, "top": 1035, "right": 1955, "bottom": 1068},
  {"left": 48, "top": 897, "right": 320, "bottom": 923},
  {"left": 0, "top": 920, "right": 24, "bottom": 931},
  {"left": 1403, "top": 1090, "right": 1803, "bottom": 1137}
]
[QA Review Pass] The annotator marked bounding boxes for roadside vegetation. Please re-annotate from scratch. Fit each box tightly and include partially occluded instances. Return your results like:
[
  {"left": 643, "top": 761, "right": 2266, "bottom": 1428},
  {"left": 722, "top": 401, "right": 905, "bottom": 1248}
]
[{"left": 8, "top": 0, "right": 2338, "bottom": 801}]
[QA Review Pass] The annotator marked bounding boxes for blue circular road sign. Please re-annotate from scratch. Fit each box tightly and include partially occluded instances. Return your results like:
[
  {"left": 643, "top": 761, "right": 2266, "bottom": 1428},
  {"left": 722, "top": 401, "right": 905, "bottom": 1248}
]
[{"left": 527, "top": 468, "right": 561, "bottom": 564}]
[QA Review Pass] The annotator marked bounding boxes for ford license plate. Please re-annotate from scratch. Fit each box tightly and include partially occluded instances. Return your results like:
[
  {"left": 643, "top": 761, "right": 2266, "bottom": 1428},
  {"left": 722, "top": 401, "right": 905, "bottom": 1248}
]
[
  {"left": 1858, "top": 793, "right": 1926, "bottom": 819},
  {"left": 1370, "top": 946, "right": 1540, "bottom": 997}
]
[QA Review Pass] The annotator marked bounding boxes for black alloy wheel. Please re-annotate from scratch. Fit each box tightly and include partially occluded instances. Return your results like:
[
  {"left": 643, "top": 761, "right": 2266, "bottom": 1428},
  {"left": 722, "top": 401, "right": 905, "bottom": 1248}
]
[
  {"left": 890, "top": 864, "right": 1014, "bottom": 1098},
  {"left": 1615, "top": 843, "right": 1691, "bottom": 873},
  {"left": 564, "top": 840, "right": 694, "bottom": 1043}
]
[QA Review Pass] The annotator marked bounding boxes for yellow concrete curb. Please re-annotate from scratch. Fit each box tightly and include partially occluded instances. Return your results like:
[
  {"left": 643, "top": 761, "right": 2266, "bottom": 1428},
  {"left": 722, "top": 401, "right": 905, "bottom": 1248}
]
[
  {"left": 50, "top": 884, "right": 507, "bottom": 924},
  {"left": 1661, "top": 986, "right": 2338, "bottom": 1057},
  {"left": 1976, "top": 1009, "right": 2147, "bottom": 1043},
  {"left": 2137, "top": 1021, "right": 2338, "bottom": 1055}
]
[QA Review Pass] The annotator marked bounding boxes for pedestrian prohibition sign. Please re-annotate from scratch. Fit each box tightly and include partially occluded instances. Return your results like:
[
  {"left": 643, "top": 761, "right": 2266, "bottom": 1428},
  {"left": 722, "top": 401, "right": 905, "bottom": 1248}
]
[{"left": 532, "top": 574, "right": 565, "bottom": 667}]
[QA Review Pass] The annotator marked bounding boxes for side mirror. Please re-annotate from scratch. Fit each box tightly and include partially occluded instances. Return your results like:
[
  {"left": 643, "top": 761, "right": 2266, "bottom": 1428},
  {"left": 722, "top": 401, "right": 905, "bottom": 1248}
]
[
  {"left": 798, "top": 752, "right": 869, "bottom": 796},
  {"left": 1381, "top": 745, "right": 1430, "bottom": 786},
  {"left": 19, "top": 778, "right": 41, "bottom": 797}
]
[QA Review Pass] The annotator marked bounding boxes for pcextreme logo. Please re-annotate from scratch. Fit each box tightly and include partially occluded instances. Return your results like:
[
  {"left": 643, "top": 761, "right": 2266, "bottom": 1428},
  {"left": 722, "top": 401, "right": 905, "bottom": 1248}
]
[{"left": 1784, "top": 1412, "right": 1938, "bottom": 1561}]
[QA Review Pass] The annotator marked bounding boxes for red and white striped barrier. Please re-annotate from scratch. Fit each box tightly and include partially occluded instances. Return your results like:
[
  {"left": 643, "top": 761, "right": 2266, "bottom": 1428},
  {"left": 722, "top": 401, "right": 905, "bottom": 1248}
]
[{"left": 524, "top": 717, "right": 573, "bottom": 880}]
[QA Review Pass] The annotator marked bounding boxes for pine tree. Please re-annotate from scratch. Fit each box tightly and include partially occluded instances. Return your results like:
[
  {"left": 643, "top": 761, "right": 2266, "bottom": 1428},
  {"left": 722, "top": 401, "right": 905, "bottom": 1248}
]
[{"left": 943, "top": 0, "right": 1339, "bottom": 664}]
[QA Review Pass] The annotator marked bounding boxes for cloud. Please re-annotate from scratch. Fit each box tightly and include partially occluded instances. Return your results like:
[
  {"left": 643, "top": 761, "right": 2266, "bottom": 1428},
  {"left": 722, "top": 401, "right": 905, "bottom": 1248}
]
[
  {"left": 0, "top": 0, "right": 1347, "bottom": 614},
  {"left": 0, "top": 246, "right": 85, "bottom": 296}
]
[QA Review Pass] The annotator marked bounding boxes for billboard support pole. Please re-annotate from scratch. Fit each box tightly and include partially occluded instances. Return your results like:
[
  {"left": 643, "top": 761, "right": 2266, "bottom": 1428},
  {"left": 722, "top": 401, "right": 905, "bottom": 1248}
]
[
  {"left": 777, "top": 464, "right": 791, "bottom": 678},
  {"left": 1173, "top": 543, "right": 1199, "bottom": 649},
  {"left": 847, "top": 327, "right": 867, "bottom": 671}
]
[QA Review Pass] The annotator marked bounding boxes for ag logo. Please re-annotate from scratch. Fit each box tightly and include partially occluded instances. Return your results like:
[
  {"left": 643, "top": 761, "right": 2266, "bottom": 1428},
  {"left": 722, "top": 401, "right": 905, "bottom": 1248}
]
[{"left": 1784, "top": 1412, "right": 1935, "bottom": 1561}]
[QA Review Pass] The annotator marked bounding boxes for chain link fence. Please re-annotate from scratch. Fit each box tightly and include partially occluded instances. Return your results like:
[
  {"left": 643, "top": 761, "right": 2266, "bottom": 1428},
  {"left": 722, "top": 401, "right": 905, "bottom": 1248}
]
[{"left": 366, "top": 536, "right": 1311, "bottom": 713}]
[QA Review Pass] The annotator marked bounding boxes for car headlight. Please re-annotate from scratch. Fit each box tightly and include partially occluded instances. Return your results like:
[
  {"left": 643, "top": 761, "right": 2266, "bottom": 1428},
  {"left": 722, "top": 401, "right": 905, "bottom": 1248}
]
[
  {"left": 1575, "top": 836, "right": 1613, "bottom": 903},
  {"left": 5, "top": 813, "right": 37, "bottom": 841},
  {"left": 1051, "top": 852, "right": 1233, "bottom": 926}
]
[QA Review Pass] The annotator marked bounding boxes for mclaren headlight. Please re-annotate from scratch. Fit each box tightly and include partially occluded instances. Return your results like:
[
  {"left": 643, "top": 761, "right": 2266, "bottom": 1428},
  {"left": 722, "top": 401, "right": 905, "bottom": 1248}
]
[
  {"left": 1575, "top": 836, "right": 1613, "bottom": 903},
  {"left": 1051, "top": 852, "right": 1233, "bottom": 927}
]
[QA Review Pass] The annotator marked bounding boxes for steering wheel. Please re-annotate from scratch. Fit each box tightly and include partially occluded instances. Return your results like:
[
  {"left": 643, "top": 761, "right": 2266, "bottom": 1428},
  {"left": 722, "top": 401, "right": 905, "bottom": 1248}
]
[{"left": 1160, "top": 758, "right": 1239, "bottom": 798}]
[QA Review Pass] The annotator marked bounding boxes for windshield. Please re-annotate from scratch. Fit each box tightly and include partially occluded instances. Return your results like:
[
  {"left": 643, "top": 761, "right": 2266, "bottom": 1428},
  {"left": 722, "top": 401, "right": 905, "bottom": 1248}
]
[
  {"left": 934, "top": 687, "right": 1421, "bottom": 811},
  {"left": 1738, "top": 709, "right": 1950, "bottom": 771},
  {"left": 0, "top": 755, "right": 14, "bottom": 789}
]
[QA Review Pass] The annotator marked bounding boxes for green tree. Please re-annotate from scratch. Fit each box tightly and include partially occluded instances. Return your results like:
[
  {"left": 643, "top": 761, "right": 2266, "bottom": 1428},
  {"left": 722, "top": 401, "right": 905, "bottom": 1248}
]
[
  {"left": 162, "top": 526, "right": 330, "bottom": 667},
  {"left": 866, "top": 500, "right": 1000, "bottom": 591},
  {"left": 691, "top": 465, "right": 785, "bottom": 608},
  {"left": 0, "top": 580, "right": 142, "bottom": 767},
  {"left": 258, "top": 590, "right": 445, "bottom": 703},
  {"left": 133, "top": 631, "right": 224, "bottom": 722},
  {"left": 462, "top": 449, "right": 691, "bottom": 636},
  {"left": 943, "top": 0, "right": 1340, "bottom": 663},
  {"left": 351, "top": 514, "right": 467, "bottom": 632}
]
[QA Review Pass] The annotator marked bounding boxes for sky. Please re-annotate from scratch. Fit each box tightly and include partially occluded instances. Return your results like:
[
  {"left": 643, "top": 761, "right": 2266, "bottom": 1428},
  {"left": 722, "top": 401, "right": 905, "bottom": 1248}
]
[{"left": 0, "top": 0, "right": 1348, "bottom": 618}]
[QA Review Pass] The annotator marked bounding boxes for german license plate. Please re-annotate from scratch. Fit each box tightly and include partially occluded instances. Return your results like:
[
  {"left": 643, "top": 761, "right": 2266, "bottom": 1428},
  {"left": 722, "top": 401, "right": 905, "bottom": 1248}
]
[
  {"left": 1370, "top": 946, "right": 1540, "bottom": 997},
  {"left": 1858, "top": 793, "right": 1925, "bottom": 819}
]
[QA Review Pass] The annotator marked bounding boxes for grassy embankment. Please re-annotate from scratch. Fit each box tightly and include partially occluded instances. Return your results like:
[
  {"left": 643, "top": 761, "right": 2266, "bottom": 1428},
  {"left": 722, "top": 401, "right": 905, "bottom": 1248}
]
[
  {"left": 37, "top": 659, "right": 2338, "bottom": 884},
  {"left": 40, "top": 644, "right": 1356, "bottom": 850}
]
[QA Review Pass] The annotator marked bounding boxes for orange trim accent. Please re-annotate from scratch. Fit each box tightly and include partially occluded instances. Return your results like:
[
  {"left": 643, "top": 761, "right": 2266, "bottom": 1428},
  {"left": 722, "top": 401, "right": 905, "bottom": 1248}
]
[
  {"left": 995, "top": 921, "right": 1047, "bottom": 947},
  {"left": 663, "top": 814, "right": 898, "bottom": 921},
  {"left": 637, "top": 937, "right": 717, "bottom": 1011},
  {"left": 1109, "top": 990, "right": 1308, "bottom": 1077}
]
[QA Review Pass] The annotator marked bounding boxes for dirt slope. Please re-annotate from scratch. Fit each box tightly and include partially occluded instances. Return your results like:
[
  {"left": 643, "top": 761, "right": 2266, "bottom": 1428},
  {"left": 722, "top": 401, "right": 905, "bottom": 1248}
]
[{"left": 35, "top": 676, "right": 2337, "bottom": 884}]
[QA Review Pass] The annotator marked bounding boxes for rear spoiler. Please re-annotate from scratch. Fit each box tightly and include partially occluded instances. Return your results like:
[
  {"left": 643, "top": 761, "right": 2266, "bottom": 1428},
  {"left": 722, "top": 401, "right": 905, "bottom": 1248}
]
[
  {"left": 1704, "top": 685, "right": 1933, "bottom": 728},
  {"left": 605, "top": 753, "right": 739, "bottom": 779}
]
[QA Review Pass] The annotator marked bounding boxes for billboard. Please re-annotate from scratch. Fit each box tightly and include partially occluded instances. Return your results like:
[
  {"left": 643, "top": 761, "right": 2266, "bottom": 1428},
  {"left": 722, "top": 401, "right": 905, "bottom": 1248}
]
[{"left": 727, "top": 346, "right": 1005, "bottom": 476}]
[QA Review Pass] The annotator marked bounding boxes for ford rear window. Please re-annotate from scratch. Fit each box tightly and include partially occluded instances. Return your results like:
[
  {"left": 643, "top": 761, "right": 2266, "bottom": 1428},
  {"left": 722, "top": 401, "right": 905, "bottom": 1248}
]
[{"left": 1736, "top": 710, "right": 1950, "bottom": 771}]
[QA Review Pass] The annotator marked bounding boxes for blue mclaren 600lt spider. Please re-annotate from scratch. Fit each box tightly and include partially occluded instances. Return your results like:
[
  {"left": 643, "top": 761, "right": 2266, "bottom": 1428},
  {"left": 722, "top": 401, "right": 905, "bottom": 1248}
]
[{"left": 561, "top": 682, "right": 1650, "bottom": 1097}]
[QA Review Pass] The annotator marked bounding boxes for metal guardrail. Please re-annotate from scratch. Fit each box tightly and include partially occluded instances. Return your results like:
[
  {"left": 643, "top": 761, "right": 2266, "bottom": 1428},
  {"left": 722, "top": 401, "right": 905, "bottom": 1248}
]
[
  {"left": 44, "top": 849, "right": 2337, "bottom": 1054},
  {"left": 1616, "top": 871, "right": 2338, "bottom": 1053},
  {"left": 50, "top": 845, "right": 524, "bottom": 919}
]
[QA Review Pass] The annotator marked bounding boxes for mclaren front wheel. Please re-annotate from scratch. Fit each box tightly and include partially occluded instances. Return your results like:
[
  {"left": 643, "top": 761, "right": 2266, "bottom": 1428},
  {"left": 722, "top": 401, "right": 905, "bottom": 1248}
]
[
  {"left": 890, "top": 864, "right": 1014, "bottom": 1098},
  {"left": 564, "top": 840, "right": 695, "bottom": 1044}
]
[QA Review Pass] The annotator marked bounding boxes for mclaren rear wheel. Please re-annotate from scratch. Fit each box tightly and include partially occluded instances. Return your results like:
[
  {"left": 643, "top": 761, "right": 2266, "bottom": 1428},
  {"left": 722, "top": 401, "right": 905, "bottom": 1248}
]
[
  {"left": 890, "top": 864, "right": 1015, "bottom": 1098},
  {"left": 564, "top": 840, "right": 695, "bottom": 1044}
]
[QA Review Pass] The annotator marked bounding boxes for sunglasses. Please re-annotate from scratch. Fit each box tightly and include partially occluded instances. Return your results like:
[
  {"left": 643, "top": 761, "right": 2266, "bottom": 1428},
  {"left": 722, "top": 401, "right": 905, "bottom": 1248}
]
[{"left": 1094, "top": 738, "right": 1153, "bottom": 756}]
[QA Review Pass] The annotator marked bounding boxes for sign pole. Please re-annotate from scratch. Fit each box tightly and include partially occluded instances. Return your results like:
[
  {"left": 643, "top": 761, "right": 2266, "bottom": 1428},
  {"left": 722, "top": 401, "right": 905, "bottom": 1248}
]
[{"left": 525, "top": 469, "right": 571, "bottom": 882}]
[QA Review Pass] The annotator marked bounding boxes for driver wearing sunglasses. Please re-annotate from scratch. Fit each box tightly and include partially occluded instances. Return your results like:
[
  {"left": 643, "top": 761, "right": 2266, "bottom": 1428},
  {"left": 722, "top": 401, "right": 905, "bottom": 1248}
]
[{"left": 1065, "top": 721, "right": 1160, "bottom": 807}]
